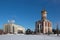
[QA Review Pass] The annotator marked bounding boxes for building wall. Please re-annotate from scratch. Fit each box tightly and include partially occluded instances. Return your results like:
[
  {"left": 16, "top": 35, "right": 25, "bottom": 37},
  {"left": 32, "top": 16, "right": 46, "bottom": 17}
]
[
  {"left": 4, "top": 24, "right": 25, "bottom": 34},
  {"left": 35, "top": 20, "right": 52, "bottom": 34}
]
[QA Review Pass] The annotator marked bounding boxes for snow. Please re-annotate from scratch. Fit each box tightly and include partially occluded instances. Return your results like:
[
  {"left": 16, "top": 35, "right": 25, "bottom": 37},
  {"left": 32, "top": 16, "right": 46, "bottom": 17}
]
[{"left": 0, "top": 34, "right": 60, "bottom": 40}]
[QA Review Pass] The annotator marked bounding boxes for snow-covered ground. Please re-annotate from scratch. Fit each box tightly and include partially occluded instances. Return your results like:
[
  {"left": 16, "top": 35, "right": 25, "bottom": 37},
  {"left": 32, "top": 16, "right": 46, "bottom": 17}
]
[{"left": 0, "top": 34, "right": 60, "bottom": 40}]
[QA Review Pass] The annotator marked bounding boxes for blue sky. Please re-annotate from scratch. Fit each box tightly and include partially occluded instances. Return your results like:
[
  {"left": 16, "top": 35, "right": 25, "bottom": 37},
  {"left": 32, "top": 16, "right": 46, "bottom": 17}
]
[{"left": 0, "top": 0, "right": 60, "bottom": 30}]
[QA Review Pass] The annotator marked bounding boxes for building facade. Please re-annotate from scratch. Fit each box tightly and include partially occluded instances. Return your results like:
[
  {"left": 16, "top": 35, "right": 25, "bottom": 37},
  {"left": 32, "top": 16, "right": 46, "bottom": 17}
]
[
  {"left": 35, "top": 9, "right": 52, "bottom": 34},
  {"left": 4, "top": 20, "right": 25, "bottom": 34}
]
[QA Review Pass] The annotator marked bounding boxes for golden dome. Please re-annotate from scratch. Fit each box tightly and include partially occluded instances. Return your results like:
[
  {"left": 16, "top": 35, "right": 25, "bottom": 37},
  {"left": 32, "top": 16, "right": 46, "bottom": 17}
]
[{"left": 41, "top": 9, "right": 47, "bottom": 14}]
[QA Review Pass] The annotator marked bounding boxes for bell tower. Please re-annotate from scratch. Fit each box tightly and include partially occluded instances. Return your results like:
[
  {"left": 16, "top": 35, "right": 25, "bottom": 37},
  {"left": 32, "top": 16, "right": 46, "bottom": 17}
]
[{"left": 41, "top": 9, "right": 47, "bottom": 21}]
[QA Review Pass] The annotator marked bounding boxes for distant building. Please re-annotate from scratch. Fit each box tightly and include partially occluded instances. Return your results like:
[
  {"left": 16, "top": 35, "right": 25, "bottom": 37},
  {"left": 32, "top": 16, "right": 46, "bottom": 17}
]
[
  {"left": 4, "top": 20, "right": 25, "bottom": 34},
  {"left": 35, "top": 9, "right": 52, "bottom": 34},
  {"left": 0, "top": 29, "right": 3, "bottom": 34}
]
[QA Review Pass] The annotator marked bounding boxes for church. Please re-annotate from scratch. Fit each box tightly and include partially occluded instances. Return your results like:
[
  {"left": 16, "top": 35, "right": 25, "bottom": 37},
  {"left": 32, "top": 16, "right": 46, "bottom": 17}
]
[{"left": 35, "top": 9, "right": 52, "bottom": 34}]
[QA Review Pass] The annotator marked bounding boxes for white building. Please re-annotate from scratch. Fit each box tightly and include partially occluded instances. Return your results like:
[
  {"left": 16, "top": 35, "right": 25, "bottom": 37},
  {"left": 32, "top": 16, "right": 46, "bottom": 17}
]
[{"left": 4, "top": 20, "right": 25, "bottom": 34}]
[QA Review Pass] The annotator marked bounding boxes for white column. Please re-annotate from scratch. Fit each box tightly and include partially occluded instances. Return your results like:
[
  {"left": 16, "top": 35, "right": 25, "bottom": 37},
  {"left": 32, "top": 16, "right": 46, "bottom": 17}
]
[
  {"left": 47, "top": 22, "right": 48, "bottom": 33},
  {"left": 11, "top": 24, "right": 13, "bottom": 33},
  {"left": 43, "top": 21, "right": 45, "bottom": 34}
]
